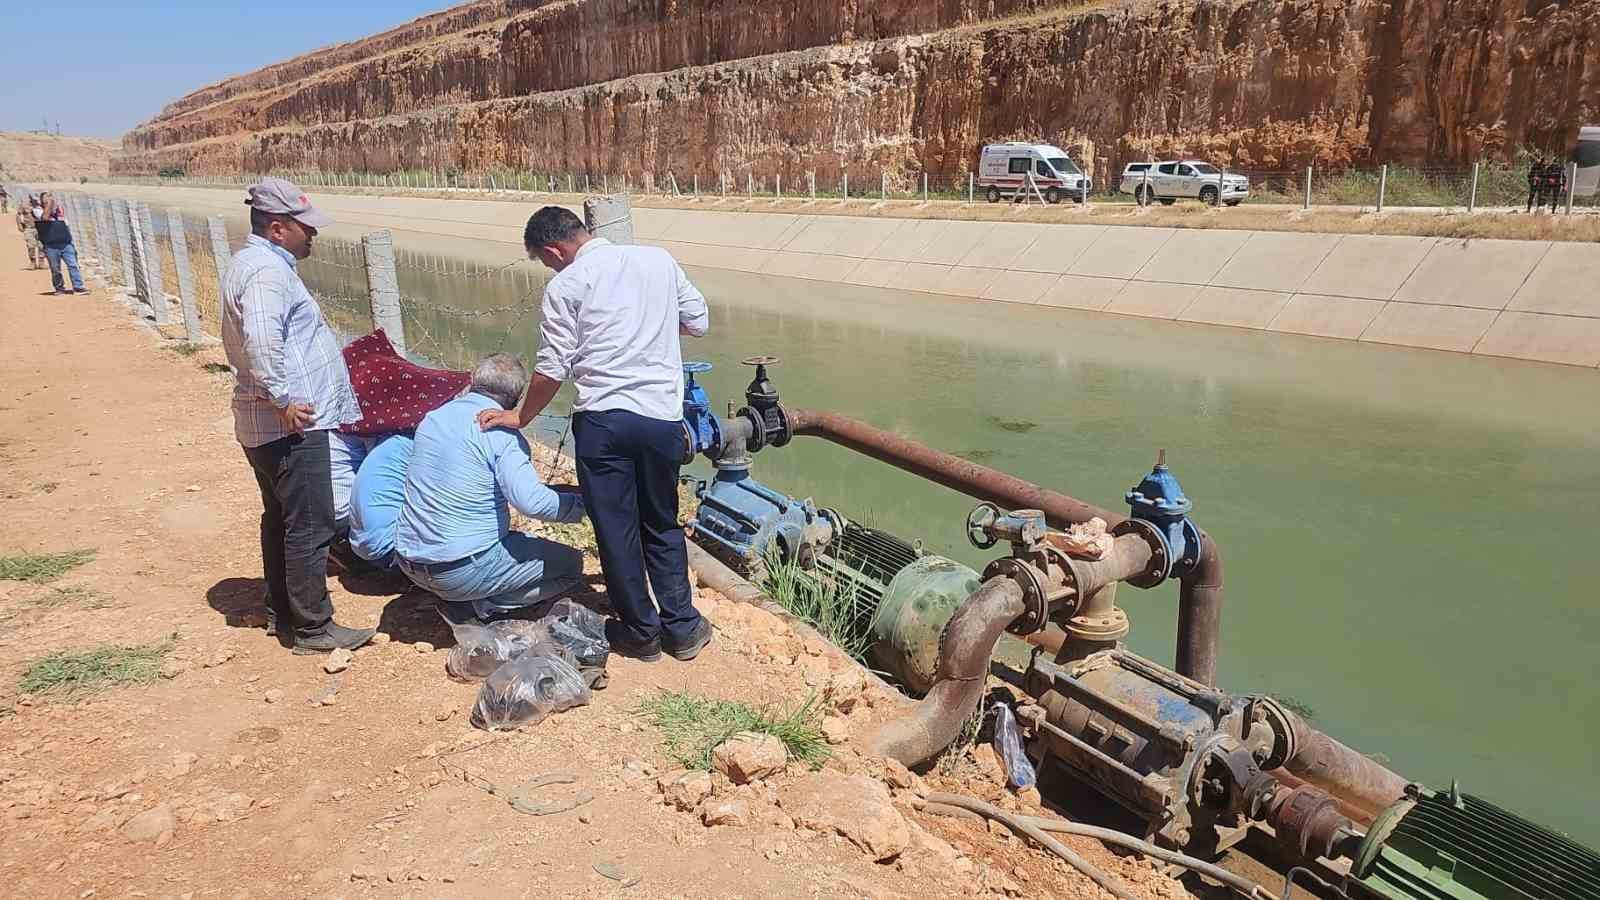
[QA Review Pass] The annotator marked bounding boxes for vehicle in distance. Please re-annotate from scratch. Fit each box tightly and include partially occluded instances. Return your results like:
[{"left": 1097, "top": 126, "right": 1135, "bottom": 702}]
[
  {"left": 1119, "top": 160, "right": 1249, "bottom": 206},
  {"left": 978, "top": 142, "right": 1090, "bottom": 204}
]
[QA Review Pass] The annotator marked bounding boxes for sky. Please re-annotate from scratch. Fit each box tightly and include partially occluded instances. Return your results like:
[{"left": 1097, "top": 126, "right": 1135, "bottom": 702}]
[{"left": 0, "top": 1, "right": 450, "bottom": 139}]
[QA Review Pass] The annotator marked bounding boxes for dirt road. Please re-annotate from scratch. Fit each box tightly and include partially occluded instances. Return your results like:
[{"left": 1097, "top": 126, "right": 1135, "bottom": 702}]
[{"left": 0, "top": 232, "right": 1183, "bottom": 897}]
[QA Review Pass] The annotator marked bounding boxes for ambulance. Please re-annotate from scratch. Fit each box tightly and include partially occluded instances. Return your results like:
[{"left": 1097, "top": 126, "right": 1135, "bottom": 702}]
[{"left": 977, "top": 143, "right": 1090, "bottom": 203}]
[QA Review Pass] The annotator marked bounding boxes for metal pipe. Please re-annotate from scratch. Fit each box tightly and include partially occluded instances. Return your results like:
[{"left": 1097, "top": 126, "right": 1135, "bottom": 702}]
[
  {"left": 1278, "top": 706, "right": 1407, "bottom": 819},
  {"left": 869, "top": 576, "right": 1025, "bottom": 767},
  {"left": 784, "top": 407, "right": 1223, "bottom": 685}
]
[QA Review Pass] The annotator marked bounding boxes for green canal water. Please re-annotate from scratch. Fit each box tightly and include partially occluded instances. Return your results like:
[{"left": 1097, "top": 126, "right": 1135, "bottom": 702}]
[{"left": 297, "top": 239, "right": 1600, "bottom": 844}]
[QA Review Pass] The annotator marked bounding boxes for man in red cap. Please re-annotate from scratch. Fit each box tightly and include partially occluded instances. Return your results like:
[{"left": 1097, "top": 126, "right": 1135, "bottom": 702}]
[{"left": 221, "top": 177, "right": 374, "bottom": 654}]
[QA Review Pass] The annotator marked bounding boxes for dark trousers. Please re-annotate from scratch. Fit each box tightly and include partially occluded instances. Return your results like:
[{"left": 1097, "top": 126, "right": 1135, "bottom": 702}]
[
  {"left": 243, "top": 430, "right": 336, "bottom": 636},
  {"left": 573, "top": 409, "right": 699, "bottom": 645}
]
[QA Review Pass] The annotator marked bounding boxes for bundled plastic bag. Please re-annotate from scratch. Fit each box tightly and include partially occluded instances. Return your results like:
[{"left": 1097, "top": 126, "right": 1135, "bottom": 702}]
[
  {"left": 470, "top": 650, "right": 592, "bottom": 731},
  {"left": 543, "top": 599, "right": 610, "bottom": 669},
  {"left": 444, "top": 620, "right": 552, "bottom": 682},
  {"left": 991, "top": 702, "right": 1038, "bottom": 790}
]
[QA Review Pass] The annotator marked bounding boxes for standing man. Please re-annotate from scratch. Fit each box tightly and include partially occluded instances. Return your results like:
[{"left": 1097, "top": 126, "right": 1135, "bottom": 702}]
[
  {"left": 1549, "top": 159, "right": 1567, "bottom": 214},
  {"left": 478, "top": 206, "right": 711, "bottom": 662},
  {"left": 1527, "top": 157, "right": 1546, "bottom": 213},
  {"left": 222, "top": 177, "right": 374, "bottom": 654},
  {"left": 34, "top": 192, "right": 86, "bottom": 295},
  {"left": 15, "top": 194, "right": 41, "bottom": 270}
]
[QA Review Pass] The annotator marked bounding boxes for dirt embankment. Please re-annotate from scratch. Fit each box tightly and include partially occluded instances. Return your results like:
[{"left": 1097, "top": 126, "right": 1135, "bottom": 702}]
[
  {"left": 0, "top": 233, "right": 1188, "bottom": 897},
  {"left": 113, "top": 0, "right": 1600, "bottom": 183},
  {"left": 0, "top": 132, "right": 118, "bottom": 181}
]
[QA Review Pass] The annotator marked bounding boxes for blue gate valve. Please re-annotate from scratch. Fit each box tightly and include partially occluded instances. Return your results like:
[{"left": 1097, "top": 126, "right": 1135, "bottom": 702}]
[
  {"left": 680, "top": 360, "right": 722, "bottom": 464},
  {"left": 1125, "top": 449, "right": 1203, "bottom": 581}
]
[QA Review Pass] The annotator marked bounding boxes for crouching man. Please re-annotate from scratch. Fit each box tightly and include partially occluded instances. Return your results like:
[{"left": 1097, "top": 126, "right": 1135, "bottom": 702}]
[{"left": 395, "top": 354, "right": 587, "bottom": 625}]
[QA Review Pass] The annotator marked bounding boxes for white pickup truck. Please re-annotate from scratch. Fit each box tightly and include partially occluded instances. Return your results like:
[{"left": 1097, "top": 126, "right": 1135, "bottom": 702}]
[{"left": 1119, "top": 160, "right": 1248, "bottom": 206}]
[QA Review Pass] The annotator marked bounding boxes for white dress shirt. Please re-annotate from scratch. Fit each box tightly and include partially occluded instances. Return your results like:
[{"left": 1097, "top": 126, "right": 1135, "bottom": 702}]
[{"left": 533, "top": 238, "right": 709, "bottom": 422}]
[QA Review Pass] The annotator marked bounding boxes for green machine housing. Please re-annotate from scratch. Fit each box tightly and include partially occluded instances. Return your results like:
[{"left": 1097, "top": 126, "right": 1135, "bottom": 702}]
[{"left": 1349, "top": 784, "right": 1600, "bottom": 900}]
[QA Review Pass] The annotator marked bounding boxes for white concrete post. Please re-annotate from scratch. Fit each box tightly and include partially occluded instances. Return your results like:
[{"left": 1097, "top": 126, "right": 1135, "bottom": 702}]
[
  {"left": 1467, "top": 162, "right": 1480, "bottom": 213},
  {"left": 1140, "top": 168, "right": 1151, "bottom": 206},
  {"left": 362, "top": 230, "right": 405, "bottom": 353},
  {"left": 126, "top": 203, "right": 155, "bottom": 313},
  {"left": 693, "top": 173, "right": 699, "bottom": 197},
  {"left": 968, "top": 172, "right": 974, "bottom": 204},
  {"left": 93, "top": 199, "right": 114, "bottom": 275},
  {"left": 776, "top": 173, "right": 782, "bottom": 199},
  {"left": 922, "top": 173, "right": 928, "bottom": 203},
  {"left": 1566, "top": 161, "right": 1577, "bottom": 214},
  {"left": 1217, "top": 168, "right": 1225, "bottom": 207},
  {"left": 881, "top": 171, "right": 887, "bottom": 200},
  {"left": 747, "top": 172, "right": 753, "bottom": 195},
  {"left": 136, "top": 201, "right": 166, "bottom": 307},
  {"left": 1304, "top": 166, "right": 1313, "bottom": 210},
  {"left": 1376, "top": 164, "right": 1388, "bottom": 212},
  {"left": 112, "top": 199, "right": 136, "bottom": 288},
  {"left": 603, "top": 174, "right": 609, "bottom": 193},
  {"left": 843, "top": 173, "right": 849, "bottom": 200},
  {"left": 208, "top": 216, "right": 232, "bottom": 288},
  {"left": 167, "top": 210, "right": 203, "bottom": 342},
  {"left": 584, "top": 195, "right": 634, "bottom": 245}
]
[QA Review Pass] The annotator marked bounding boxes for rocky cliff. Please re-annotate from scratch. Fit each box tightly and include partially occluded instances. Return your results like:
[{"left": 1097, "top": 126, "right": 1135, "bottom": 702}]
[{"left": 113, "top": 0, "right": 1600, "bottom": 181}]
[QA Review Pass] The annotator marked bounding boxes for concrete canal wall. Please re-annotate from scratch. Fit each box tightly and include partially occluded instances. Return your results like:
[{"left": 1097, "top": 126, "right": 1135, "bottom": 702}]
[{"left": 70, "top": 184, "right": 1600, "bottom": 368}]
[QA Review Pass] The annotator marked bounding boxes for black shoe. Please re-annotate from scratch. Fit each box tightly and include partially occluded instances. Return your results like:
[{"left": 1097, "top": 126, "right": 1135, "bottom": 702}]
[
  {"left": 264, "top": 611, "right": 277, "bottom": 637},
  {"left": 604, "top": 618, "right": 662, "bottom": 662},
  {"left": 664, "top": 617, "right": 714, "bottom": 661},
  {"left": 291, "top": 621, "right": 378, "bottom": 655}
]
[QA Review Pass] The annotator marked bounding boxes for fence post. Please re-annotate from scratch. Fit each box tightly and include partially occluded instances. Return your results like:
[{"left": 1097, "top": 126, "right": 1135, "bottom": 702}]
[
  {"left": 362, "top": 230, "right": 406, "bottom": 354},
  {"left": 136, "top": 202, "right": 167, "bottom": 309},
  {"left": 747, "top": 172, "right": 753, "bottom": 196},
  {"left": 1304, "top": 166, "right": 1313, "bottom": 210},
  {"left": 126, "top": 203, "right": 161, "bottom": 320},
  {"left": 843, "top": 173, "right": 849, "bottom": 200},
  {"left": 1376, "top": 164, "right": 1388, "bottom": 213},
  {"left": 584, "top": 194, "right": 634, "bottom": 245},
  {"left": 1467, "top": 162, "right": 1480, "bottom": 213},
  {"left": 809, "top": 172, "right": 815, "bottom": 199},
  {"left": 968, "top": 172, "right": 974, "bottom": 204},
  {"left": 112, "top": 199, "right": 136, "bottom": 289},
  {"left": 167, "top": 210, "right": 203, "bottom": 342},
  {"left": 1217, "top": 168, "right": 1225, "bottom": 207},
  {"left": 881, "top": 171, "right": 887, "bottom": 200},
  {"left": 776, "top": 173, "right": 782, "bottom": 199},
  {"left": 1566, "top": 161, "right": 1577, "bottom": 214},
  {"left": 922, "top": 173, "right": 928, "bottom": 204},
  {"left": 694, "top": 173, "right": 699, "bottom": 198},
  {"left": 603, "top": 174, "right": 609, "bottom": 193},
  {"left": 93, "top": 199, "right": 114, "bottom": 276},
  {"left": 207, "top": 215, "right": 232, "bottom": 287}
]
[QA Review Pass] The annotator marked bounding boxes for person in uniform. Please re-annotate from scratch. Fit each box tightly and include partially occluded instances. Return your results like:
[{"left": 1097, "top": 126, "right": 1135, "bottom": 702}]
[{"left": 16, "top": 195, "right": 42, "bottom": 269}]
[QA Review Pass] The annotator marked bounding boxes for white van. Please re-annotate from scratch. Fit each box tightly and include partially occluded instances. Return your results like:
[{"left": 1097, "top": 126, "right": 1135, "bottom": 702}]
[
  {"left": 1574, "top": 126, "right": 1600, "bottom": 198},
  {"left": 977, "top": 143, "right": 1090, "bottom": 204}
]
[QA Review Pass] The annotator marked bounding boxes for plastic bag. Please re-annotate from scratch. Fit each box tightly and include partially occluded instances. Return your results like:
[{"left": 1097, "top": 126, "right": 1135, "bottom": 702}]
[
  {"left": 444, "top": 620, "right": 552, "bottom": 682},
  {"left": 991, "top": 702, "right": 1037, "bottom": 790},
  {"left": 470, "top": 650, "right": 592, "bottom": 731},
  {"left": 543, "top": 599, "right": 610, "bottom": 669}
]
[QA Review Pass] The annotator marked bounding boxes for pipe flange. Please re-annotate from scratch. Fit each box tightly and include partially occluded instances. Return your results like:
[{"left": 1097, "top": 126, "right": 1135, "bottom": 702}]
[
  {"left": 1243, "top": 696, "right": 1297, "bottom": 772},
  {"left": 1064, "top": 606, "right": 1129, "bottom": 643},
  {"left": 982, "top": 557, "right": 1050, "bottom": 636},
  {"left": 1112, "top": 518, "right": 1172, "bottom": 589}
]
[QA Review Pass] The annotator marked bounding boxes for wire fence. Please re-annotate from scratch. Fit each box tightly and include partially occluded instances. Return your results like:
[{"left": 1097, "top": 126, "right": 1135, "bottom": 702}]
[{"left": 105, "top": 159, "right": 1595, "bottom": 212}]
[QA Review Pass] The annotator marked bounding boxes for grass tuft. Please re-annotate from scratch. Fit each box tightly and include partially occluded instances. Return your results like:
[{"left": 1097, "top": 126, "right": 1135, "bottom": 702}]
[
  {"left": 761, "top": 553, "right": 870, "bottom": 662},
  {"left": 0, "top": 550, "right": 96, "bottom": 584},
  {"left": 33, "top": 585, "right": 113, "bottom": 610},
  {"left": 937, "top": 705, "right": 986, "bottom": 775},
  {"left": 201, "top": 362, "right": 232, "bottom": 375},
  {"left": 18, "top": 640, "right": 172, "bottom": 700},
  {"left": 167, "top": 342, "right": 203, "bottom": 357},
  {"left": 634, "top": 690, "right": 830, "bottom": 772}
]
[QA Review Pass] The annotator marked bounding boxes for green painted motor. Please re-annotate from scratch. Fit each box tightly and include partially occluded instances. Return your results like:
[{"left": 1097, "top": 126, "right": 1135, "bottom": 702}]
[
  {"left": 866, "top": 554, "right": 981, "bottom": 694},
  {"left": 1349, "top": 784, "right": 1600, "bottom": 900}
]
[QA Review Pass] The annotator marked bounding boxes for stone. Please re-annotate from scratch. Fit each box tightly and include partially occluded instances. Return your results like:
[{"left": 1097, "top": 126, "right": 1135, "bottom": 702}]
[
  {"left": 907, "top": 822, "right": 971, "bottom": 873},
  {"left": 701, "top": 799, "right": 752, "bottom": 827},
  {"left": 263, "top": 689, "right": 284, "bottom": 704},
  {"left": 657, "top": 770, "right": 713, "bottom": 812},
  {"left": 711, "top": 733, "right": 787, "bottom": 784},
  {"left": 121, "top": 804, "right": 175, "bottom": 843},
  {"left": 880, "top": 759, "right": 916, "bottom": 791},
  {"left": 204, "top": 647, "right": 236, "bottom": 668},
  {"left": 207, "top": 792, "right": 254, "bottom": 822},
  {"left": 972, "top": 744, "right": 1005, "bottom": 784},
  {"left": 370, "top": 632, "right": 391, "bottom": 644},
  {"left": 414, "top": 641, "right": 434, "bottom": 654},
  {"left": 159, "top": 658, "right": 192, "bottom": 680},
  {"left": 322, "top": 648, "right": 354, "bottom": 674},
  {"left": 169, "top": 752, "right": 199, "bottom": 777},
  {"left": 350, "top": 865, "right": 380, "bottom": 882},
  {"left": 820, "top": 716, "right": 850, "bottom": 745},
  {"left": 780, "top": 772, "right": 910, "bottom": 862},
  {"left": 824, "top": 668, "right": 867, "bottom": 713}
]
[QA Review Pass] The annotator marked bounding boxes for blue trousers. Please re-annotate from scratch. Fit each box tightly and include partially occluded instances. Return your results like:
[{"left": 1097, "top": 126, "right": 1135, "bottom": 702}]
[
  {"left": 573, "top": 408, "right": 700, "bottom": 645},
  {"left": 45, "top": 244, "right": 84, "bottom": 293},
  {"left": 400, "top": 531, "right": 583, "bottom": 621}
]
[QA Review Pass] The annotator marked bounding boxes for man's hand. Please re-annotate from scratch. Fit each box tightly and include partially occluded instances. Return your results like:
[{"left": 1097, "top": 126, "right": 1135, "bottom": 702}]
[
  {"left": 477, "top": 408, "right": 525, "bottom": 431},
  {"left": 277, "top": 402, "right": 314, "bottom": 434}
]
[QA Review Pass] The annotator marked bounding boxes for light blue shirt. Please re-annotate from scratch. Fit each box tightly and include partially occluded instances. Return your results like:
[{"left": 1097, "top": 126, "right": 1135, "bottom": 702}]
[
  {"left": 350, "top": 434, "right": 414, "bottom": 562},
  {"left": 220, "top": 234, "right": 359, "bottom": 447},
  {"left": 330, "top": 431, "right": 374, "bottom": 524},
  {"left": 395, "top": 393, "right": 585, "bottom": 564}
]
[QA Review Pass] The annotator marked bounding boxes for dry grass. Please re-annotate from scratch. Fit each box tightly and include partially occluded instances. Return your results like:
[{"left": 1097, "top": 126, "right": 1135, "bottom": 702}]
[
  {"left": 17, "top": 640, "right": 171, "bottom": 700},
  {"left": 0, "top": 550, "right": 96, "bottom": 584}
]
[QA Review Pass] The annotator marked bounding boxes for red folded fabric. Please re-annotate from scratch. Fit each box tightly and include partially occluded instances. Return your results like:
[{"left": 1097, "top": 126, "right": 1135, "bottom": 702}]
[{"left": 340, "top": 330, "right": 471, "bottom": 436}]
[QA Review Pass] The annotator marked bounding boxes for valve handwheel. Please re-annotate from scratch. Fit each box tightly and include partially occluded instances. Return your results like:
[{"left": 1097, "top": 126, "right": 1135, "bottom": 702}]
[
  {"left": 966, "top": 502, "right": 1002, "bottom": 550},
  {"left": 741, "top": 356, "right": 780, "bottom": 367},
  {"left": 683, "top": 360, "right": 714, "bottom": 374}
]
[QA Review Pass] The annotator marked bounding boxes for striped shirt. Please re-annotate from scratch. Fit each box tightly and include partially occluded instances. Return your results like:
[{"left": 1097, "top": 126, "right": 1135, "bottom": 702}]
[{"left": 221, "top": 234, "right": 359, "bottom": 448}]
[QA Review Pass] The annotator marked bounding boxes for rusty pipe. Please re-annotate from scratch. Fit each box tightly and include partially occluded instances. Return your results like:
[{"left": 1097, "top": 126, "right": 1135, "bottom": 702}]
[
  {"left": 1256, "top": 698, "right": 1407, "bottom": 820},
  {"left": 870, "top": 575, "right": 1026, "bottom": 767},
  {"left": 785, "top": 406, "right": 1223, "bottom": 685}
]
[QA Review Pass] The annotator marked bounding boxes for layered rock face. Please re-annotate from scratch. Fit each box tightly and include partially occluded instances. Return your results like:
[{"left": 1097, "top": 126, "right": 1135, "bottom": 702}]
[{"left": 114, "top": 0, "right": 1600, "bottom": 182}]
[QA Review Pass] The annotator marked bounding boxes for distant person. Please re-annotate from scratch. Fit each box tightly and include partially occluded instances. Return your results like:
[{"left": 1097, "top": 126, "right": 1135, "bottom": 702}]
[
  {"left": 1527, "top": 157, "right": 1546, "bottom": 213},
  {"left": 15, "top": 195, "right": 41, "bottom": 270},
  {"left": 1548, "top": 160, "right": 1567, "bottom": 213},
  {"left": 394, "top": 353, "right": 587, "bottom": 626},
  {"left": 34, "top": 191, "right": 85, "bottom": 294},
  {"left": 221, "top": 177, "right": 374, "bottom": 654},
  {"left": 477, "top": 206, "right": 712, "bottom": 662},
  {"left": 0, "top": 185, "right": 9, "bottom": 213}
]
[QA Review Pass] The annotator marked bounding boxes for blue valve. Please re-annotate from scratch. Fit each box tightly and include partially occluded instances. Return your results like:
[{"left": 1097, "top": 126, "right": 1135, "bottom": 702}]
[
  {"left": 1125, "top": 449, "right": 1202, "bottom": 580},
  {"left": 681, "top": 361, "right": 722, "bottom": 464}
]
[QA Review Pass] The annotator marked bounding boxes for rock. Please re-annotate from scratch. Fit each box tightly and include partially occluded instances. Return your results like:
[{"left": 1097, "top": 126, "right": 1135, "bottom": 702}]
[
  {"left": 204, "top": 647, "right": 236, "bottom": 668},
  {"left": 880, "top": 759, "right": 917, "bottom": 791},
  {"left": 820, "top": 716, "right": 850, "bottom": 745},
  {"left": 350, "top": 865, "right": 380, "bottom": 882},
  {"left": 414, "top": 642, "right": 434, "bottom": 654},
  {"left": 387, "top": 866, "right": 408, "bottom": 884},
  {"left": 1016, "top": 785, "right": 1042, "bottom": 809},
  {"left": 711, "top": 733, "right": 787, "bottom": 785},
  {"left": 417, "top": 741, "right": 447, "bottom": 759},
  {"left": 780, "top": 772, "right": 910, "bottom": 862},
  {"left": 169, "top": 752, "right": 199, "bottom": 778},
  {"left": 121, "top": 804, "right": 175, "bottom": 843},
  {"left": 263, "top": 689, "right": 284, "bottom": 704},
  {"left": 824, "top": 668, "right": 867, "bottom": 713},
  {"left": 578, "top": 811, "right": 592, "bottom": 824},
  {"left": 906, "top": 822, "right": 971, "bottom": 873},
  {"left": 621, "top": 759, "right": 653, "bottom": 781},
  {"left": 159, "top": 658, "right": 192, "bottom": 680},
  {"left": 185, "top": 484, "right": 203, "bottom": 493},
  {"left": 701, "top": 799, "right": 752, "bottom": 827},
  {"left": 370, "top": 632, "right": 391, "bottom": 644},
  {"left": 322, "top": 648, "right": 354, "bottom": 674},
  {"left": 207, "top": 792, "right": 254, "bottom": 822},
  {"left": 657, "top": 770, "right": 713, "bottom": 812}
]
